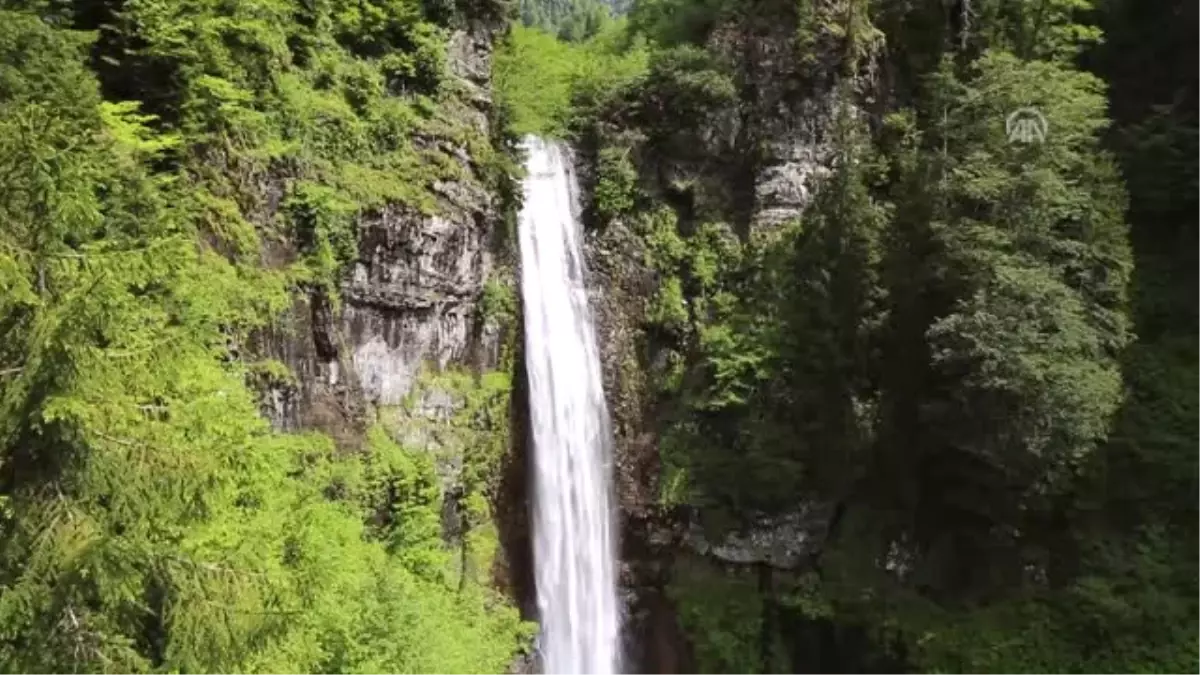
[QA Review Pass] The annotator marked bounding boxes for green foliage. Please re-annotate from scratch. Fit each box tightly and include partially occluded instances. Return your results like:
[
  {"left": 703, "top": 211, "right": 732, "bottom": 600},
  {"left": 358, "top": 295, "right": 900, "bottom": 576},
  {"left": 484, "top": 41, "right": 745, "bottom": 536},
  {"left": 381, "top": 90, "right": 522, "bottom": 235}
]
[
  {"left": 669, "top": 551, "right": 905, "bottom": 673},
  {"left": 568, "top": 0, "right": 1193, "bottom": 670},
  {"left": 395, "top": 366, "right": 517, "bottom": 589},
  {"left": 98, "top": 0, "right": 473, "bottom": 265},
  {"left": 973, "top": 0, "right": 1103, "bottom": 61},
  {"left": 657, "top": 422, "right": 693, "bottom": 504},
  {"left": 667, "top": 560, "right": 764, "bottom": 673},
  {"left": 519, "top": 0, "right": 614, "bottom": 41},
  {"left": 592, "top": 144, "right": 639, "bottom": 223},
  {"left": 287, "top": 182, "right": 359, "bottom": 296},
  {"left": 635, "top": 206, "right": 687, "bottom": 269},
  {"left": 494, "top": 25, "right": 581, "bottom": 137},
  {"left": 632, "top": 31, "right": 1133, "bottom": 565},
  {"left": 493, "top": 21, "right": 647, "bottom": 138},
  {"left": 480, "top": 276, "right": 518, "bottom": 325},
  {"left": 906, "top": 51, "right": 1131, "bottom": 501},
  {"left": 0, "top": 6, "right": 527, "bottom": 673},
  {"left": 637, "top": 44, "right": 737, "bottom": 125},
  {"left": 626, "top": 0, "right": 733, "bottom": 46},
  {"left": 793, "top": 0, "right": 884, "bottom": 72},
  {"left": 636, "top": 207, "right": 698, "bottom": 342}
]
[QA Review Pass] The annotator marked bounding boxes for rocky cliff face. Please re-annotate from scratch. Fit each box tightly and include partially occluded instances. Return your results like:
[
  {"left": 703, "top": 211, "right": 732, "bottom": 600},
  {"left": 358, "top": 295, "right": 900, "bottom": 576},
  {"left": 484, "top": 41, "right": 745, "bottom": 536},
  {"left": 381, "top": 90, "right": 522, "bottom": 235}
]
[
  {"left": 344, "top": 26, "right": 510, "bottom": 408},
  {"left": 579, "top": 9, "right": 850, "bottom": 671},
  {"left": 245, "top": 6, "right": 849, "bottom": 667},
  {"left": 583, "top": 207, "right": 682, "bottom": 672},
  {"left": 246, "top": 13, "right": 521, "bottom": 592},
  {"left": 262, "top": 19, "right": 505, "bottom": 421}
]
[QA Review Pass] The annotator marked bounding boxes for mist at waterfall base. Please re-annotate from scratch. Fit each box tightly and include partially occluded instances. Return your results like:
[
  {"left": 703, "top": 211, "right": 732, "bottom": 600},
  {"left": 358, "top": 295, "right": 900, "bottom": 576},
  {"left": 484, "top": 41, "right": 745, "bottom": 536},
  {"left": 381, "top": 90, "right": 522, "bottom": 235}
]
[{"left": 518, "top": 136, "right": 621, "bottom": 675}]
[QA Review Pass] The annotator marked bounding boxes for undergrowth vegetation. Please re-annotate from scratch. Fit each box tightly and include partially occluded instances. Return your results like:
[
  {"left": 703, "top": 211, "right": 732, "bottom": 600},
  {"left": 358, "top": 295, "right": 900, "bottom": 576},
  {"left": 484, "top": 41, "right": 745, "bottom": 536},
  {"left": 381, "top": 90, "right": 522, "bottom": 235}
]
[
  {"left": 501, "top": 0, "right": 1197, "bottom": 671},
  {"left": 494, "top": 20, "right": 648, "bottom": 138},
  {"left": 0, "top": 1, "right": 531, "bottom": 671}
]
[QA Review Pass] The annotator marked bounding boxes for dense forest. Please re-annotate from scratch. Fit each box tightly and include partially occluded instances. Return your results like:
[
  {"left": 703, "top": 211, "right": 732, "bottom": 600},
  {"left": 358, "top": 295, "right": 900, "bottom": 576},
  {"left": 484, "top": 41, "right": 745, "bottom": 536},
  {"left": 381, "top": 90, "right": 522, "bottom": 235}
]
[
  {"left": 498, "top": 0, "right": 1197, "bottom": 671},
  {"left": 0, "top": 0, "right": 1195, "bottom": 672},
  {"left": 517, "top": 0, "right": 616, "bottom": 41},
  {"left": 0, "top": 0, "right": 530, "bottom": 671}
]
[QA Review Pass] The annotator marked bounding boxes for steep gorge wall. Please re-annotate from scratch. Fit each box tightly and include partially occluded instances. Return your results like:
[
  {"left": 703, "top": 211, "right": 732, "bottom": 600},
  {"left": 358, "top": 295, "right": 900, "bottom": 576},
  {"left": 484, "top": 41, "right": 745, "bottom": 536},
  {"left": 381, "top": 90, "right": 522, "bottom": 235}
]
[
  {"left": 579, "top": 0, "right": 1165, "bottom": 669},
  {"left": 256, "top": 20, "right": 506, "bottom": 428},
  {"left": 243, "top": 10, "right": 530, "bottom": 600},
  {"left": 578, "top": 7, "right": 853, "bottom": 670},
  {"left": 238, "top": 4, "right": 864, "bottom": 666}
]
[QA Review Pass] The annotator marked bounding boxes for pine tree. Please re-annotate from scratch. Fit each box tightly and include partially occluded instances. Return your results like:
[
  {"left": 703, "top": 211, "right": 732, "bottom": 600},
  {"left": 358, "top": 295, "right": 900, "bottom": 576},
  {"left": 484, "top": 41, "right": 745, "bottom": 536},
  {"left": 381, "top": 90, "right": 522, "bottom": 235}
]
[{"left": 0, "top": 9, "right": 529, "bottom": 672}]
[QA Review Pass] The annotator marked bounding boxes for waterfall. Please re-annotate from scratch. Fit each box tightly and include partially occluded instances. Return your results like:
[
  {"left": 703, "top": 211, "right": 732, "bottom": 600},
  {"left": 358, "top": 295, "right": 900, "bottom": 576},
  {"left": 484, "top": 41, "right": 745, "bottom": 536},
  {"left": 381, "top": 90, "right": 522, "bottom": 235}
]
[{"left": 518, "top": 136, "right": 621, "bottom": 674}]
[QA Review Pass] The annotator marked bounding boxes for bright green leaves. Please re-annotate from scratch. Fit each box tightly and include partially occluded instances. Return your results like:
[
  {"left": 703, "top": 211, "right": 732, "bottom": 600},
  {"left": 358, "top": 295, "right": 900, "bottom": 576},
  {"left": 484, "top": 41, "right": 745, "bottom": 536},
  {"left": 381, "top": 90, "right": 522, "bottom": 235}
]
[
  {"left": 101, "top": 101, "right": 183, "bottom": 158},
  {"left": 689, "top": 222, "right": 772, "bottom": 412},
  {"left": 0, "top": 100, "right": 104, "bottom": 276},
  {"left": 286, "top": 181, "right": 359, "bottom": 298},
  {"left": 592, "top": 144, "right": 640, "bottom": 223},
  {"left": 0, "top": 11, "right": 97, "bottom": 107},
  {"left": 360, "top": 428, "right": 445, "bottom": 572},
  {"left": 637, "top": 206, "right": 687, "bottom": 267},
  {"left": 297, "top": 0, "right": 448, "bottom": 96},
  {"left": 0, "top": 7, "right": 527, "bottom": 673},
  {"left": 0, "top": 15, "right": 114, "bottom": 293},
  {"left": 0, "top": 42, "right": 298, "bottom": 661},
  {"left": 493, "top": 21, "right": 649, "bottom": 138},
  {"left": 187, "top": 74, "right": 274, "bottom": 145},
  {"left": 108, "top": 0, "right": 459, "bottom": 275},
  {"left": 480, "top": 277, "right": 518, "bottom": 325},
  {"left": 391, "top": 367, "right": 516, "bottom": 580},
  {"left": 376, "top": 23, "right": 447, "bottom": 96},
  {"left": 327, "top": 0, "right": 432, "bottom": 63},
  {"left": 494, "top": 25, "right": 578, "bottom": 137}
]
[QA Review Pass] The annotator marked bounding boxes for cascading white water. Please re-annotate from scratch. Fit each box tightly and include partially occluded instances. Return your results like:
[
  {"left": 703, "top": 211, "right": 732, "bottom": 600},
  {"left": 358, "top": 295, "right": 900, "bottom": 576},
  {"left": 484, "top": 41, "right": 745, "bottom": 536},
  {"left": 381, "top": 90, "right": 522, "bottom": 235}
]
[{"left": 518, "top": 135, "right": 621, "bottom": 675}]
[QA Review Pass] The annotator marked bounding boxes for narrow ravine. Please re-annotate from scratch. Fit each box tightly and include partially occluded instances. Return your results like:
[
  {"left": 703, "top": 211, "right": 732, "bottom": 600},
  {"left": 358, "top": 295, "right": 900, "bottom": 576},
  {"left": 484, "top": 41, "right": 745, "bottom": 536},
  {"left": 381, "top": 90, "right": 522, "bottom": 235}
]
[{"left": 518, "top": 136, "right": 621, "bottom": 674}]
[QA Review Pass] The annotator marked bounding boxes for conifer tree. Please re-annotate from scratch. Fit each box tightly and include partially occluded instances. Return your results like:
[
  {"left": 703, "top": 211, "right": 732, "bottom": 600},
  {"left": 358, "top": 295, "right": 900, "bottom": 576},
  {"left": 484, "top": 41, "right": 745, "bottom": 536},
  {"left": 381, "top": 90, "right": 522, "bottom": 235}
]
[{"left": 0, "top": 9, "right": 528, "bottom": 672}]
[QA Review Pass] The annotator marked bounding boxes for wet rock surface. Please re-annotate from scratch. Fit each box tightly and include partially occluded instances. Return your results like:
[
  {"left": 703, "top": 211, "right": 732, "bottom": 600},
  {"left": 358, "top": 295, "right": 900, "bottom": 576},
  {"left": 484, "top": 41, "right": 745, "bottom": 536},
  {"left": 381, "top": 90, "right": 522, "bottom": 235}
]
[{"left": 684, "top": 504, "right": 835, "bottom": 570}]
